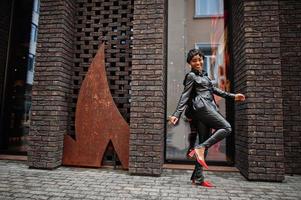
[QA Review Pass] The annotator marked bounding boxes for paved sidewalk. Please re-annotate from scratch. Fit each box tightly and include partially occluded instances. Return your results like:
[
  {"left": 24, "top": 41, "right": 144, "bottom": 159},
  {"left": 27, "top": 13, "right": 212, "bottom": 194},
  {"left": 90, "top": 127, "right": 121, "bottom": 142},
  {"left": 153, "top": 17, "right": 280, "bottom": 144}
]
[{"left": 0, "top": 160, "right": 300, "bottom": 200}]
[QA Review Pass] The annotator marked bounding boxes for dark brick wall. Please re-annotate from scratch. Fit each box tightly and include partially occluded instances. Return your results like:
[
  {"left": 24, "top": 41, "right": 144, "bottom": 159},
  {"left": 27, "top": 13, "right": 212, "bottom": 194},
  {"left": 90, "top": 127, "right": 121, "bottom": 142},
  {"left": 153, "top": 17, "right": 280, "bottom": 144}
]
[
  {"left": 279, "top": 0, "right": 301, "bottom": 174},
  {"left": 70, "top": 0, "right": 133, "bottom": 136},
  {"left": 231, "top": 0, "right": 285, "bottom": 181},
  {"left": 129, "top": 0, "right": 166, "bottom": 176},
  {"left": 0, "top": 0, "right": 11, "bottom": 113},
  {"left": 28, "top": 0, "right": 76, "bottom": 169}
]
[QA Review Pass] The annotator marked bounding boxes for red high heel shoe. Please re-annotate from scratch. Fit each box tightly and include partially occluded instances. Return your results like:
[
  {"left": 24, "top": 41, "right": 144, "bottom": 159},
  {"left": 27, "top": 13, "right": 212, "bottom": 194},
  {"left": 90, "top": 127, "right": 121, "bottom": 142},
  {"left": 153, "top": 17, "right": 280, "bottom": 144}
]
[
  {"left": 191, "top": 180, "right": 214, "bottom": 188},
  {"left": 201, "top": 180, "right": 214, "bottom": 187},
  {"left": 188, "top": 148, "right": 209, "bottom": 169}
]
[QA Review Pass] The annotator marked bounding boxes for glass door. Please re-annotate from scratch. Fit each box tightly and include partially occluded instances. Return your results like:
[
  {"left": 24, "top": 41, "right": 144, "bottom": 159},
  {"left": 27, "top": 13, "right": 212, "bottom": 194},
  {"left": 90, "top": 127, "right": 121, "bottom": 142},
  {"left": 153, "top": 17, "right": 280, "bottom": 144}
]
[{"left": 166, "top": 0, "right": 233, "bottom": 164}]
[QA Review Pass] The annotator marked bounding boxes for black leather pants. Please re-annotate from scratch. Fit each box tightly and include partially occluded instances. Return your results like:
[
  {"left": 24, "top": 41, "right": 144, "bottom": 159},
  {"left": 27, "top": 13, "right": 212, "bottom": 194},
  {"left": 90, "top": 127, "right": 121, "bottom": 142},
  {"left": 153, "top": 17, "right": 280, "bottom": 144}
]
[
  {"left": 193, "top": 104, "right": 232, "bottom": 149},
  {"left": 189, "top": 120, "right": 210, "bottom": 183}
]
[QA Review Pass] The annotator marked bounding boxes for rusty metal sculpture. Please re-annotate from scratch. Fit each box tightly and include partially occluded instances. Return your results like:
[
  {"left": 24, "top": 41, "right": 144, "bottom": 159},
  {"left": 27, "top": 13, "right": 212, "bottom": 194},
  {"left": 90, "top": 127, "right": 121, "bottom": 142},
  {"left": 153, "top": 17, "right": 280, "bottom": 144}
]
[{"left": 63, "top": 44, "right": 129, "bottom": 169}]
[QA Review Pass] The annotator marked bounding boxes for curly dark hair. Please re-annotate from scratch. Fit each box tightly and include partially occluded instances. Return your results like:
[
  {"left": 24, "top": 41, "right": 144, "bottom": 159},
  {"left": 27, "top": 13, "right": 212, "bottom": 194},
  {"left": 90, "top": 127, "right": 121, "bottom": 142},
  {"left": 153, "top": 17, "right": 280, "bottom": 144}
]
[{"left": 186, "top": 49, "right": 205, "bottom": 64}]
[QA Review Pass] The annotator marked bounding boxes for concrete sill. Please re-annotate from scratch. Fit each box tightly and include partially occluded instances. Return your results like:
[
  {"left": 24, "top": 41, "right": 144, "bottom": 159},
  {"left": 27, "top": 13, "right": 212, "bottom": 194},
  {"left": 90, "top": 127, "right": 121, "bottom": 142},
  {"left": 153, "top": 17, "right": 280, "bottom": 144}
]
[{"left": 0, "top": 154, "right": 27, "bottom": 161}]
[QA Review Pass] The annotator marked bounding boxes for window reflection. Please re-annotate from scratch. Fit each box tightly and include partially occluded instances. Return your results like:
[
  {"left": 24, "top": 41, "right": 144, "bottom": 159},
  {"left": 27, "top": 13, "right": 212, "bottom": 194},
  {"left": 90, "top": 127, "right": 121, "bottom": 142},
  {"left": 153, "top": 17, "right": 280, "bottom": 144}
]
[
  {"left": 195, "top": 0, "right": 223, "bottom": 17},
  {"left": 33, "top": 0, "right": 40, "bottom": 13},
  {"left": 30, "top": 24, "right": 38, "bottom": 43},
  {"left": 27, "top": 54, "right": 35, "bottom": 72}
]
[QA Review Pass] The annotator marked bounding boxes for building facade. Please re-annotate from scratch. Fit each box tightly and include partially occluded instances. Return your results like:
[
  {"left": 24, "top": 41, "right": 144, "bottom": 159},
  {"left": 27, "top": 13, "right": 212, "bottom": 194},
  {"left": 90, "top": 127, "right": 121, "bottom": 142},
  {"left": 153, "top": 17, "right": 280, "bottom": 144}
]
[{"left": 0, "top": 0, "right": 300, "bottom": 182}]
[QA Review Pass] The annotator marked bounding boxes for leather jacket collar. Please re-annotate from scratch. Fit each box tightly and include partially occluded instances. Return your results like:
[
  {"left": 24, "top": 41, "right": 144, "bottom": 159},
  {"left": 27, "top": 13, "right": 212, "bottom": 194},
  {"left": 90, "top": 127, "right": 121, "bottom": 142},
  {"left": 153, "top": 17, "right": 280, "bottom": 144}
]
[{"left": 191, "top": 68, "right": 207, "bottom": 76}]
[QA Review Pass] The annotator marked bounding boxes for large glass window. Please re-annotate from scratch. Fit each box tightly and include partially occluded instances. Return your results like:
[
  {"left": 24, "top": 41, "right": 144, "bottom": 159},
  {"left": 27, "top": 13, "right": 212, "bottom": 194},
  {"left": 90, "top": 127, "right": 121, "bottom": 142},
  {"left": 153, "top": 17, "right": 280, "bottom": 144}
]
[{"left": 166, "top": 0, "right": 231, "bottom": 163}]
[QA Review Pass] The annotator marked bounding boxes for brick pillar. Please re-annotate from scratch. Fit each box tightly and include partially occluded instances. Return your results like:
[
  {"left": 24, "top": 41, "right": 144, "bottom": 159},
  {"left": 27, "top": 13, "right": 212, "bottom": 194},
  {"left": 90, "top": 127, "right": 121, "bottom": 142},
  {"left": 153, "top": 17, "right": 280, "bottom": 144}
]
[
  {"left": 28, "top": 0, "right": 76, "bottom": 169},
  {"left": 231, "top": 0, "right": 284, "bottom": 181},
  {"left": 279, "top": 0, "right": 301, "bottom": 175},
  {"left": 230, "top": 0, "right": 248, "bottom": 177},
  {"left": 129, "top": 0, "right": 167, "bottom": 176}
]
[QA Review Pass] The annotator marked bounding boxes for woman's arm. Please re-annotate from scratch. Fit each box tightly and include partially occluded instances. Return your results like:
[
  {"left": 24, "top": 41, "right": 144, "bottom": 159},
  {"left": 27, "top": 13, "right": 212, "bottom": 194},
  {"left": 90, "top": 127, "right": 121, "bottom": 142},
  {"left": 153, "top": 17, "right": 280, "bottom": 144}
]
[
  {"left": 171, "top": 72, "right": 195, "bottom": 122},
  {"left": 212, "top": 86, "right": 235, "bottom": 99},
  {"left": 212, "top": 86, "right": 245, "bottom": 101}
]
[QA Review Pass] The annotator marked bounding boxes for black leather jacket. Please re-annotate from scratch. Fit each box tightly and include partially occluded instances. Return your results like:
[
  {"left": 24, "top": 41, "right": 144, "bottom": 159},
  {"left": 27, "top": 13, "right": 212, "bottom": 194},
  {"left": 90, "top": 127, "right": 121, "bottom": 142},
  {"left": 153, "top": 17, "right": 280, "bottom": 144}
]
[{"left": 173, "top": 69, "right": 235, "bottom": 118}]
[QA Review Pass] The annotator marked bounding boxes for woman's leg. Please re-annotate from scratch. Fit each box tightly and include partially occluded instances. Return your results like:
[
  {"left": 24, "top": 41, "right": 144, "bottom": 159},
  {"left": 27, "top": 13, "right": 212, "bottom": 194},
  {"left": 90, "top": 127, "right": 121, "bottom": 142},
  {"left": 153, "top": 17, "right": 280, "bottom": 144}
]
[
  {"left": 189, "top": 107, "right": 231, "bottom": 169},
  {"left": 191, "top": 162, "right": 204, "bottom": 183},
  {"left": 191, "top": 121, "right": 210, "bottom": 183},
  {"left": 195, "top": 108, "right": 231, "bottom": 149},
  {"left": 197, "top": 121, "right": 211, "bottom": 146},
  {"left": 187, "top": 121, "right": 197, "bottom": 157}
]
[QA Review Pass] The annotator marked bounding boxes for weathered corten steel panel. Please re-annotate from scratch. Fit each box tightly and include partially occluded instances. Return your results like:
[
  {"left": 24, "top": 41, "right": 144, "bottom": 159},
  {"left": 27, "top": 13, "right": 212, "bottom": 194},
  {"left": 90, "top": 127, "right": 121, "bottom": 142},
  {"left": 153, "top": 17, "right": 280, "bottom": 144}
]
[{"left": 63, "top": 44, "right": 129, "bottom": 169}]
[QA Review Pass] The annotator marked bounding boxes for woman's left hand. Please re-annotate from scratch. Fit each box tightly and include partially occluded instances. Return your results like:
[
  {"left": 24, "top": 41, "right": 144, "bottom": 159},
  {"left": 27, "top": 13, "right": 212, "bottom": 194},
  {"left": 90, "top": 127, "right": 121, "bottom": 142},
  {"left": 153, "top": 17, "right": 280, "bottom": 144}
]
[
  {"left": 235, "top": 93, "right": 245, "bottom": 101},
  {"left": 168, "top": 116, "right": 179, "bottom": 125}
]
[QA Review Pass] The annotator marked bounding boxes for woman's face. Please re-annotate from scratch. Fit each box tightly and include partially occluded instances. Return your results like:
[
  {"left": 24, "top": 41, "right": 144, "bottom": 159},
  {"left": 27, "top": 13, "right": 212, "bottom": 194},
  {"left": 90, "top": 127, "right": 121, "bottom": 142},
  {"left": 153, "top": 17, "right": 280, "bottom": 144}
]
[{"left": 189, "top": 54, "right": 203, "bottom": 71}]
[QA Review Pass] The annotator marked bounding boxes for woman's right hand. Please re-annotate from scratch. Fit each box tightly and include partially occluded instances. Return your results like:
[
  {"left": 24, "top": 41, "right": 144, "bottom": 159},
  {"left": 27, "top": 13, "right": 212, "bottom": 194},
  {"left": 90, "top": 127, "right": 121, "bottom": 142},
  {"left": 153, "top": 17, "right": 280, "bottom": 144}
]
[{"left": 168, "top": 116, "right": 179, "bottom": 125}]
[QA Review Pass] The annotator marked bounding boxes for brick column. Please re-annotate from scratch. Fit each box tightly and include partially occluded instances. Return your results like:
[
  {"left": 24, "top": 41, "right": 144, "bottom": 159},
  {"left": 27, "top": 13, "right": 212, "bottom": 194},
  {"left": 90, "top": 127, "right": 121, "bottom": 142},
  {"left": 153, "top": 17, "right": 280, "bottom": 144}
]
[
  {"left": 231, "top": 0, "right": 284, "bottom": 181},
  {"left": 129, "top": 0, "right": 167, "bottom": 176},
  {"left": 28, "top": 0, "right": 76, "bottom": 169},
  {"left": 230, "top": 0, "right": 248, "bottom": 177},
  {"left": 279, "top": 0, "right": 301, "bottom": 175}
]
